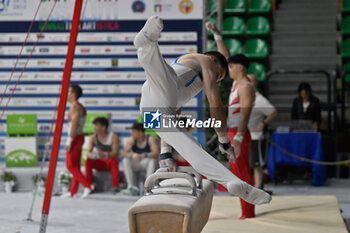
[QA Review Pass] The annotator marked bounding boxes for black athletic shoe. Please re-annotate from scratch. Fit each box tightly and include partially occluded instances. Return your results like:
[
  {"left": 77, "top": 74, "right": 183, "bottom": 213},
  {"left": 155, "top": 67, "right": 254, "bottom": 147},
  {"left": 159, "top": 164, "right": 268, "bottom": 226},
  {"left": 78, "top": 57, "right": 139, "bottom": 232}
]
[{"left": 263, "top": 189, "right": 273, "bottom": 195}]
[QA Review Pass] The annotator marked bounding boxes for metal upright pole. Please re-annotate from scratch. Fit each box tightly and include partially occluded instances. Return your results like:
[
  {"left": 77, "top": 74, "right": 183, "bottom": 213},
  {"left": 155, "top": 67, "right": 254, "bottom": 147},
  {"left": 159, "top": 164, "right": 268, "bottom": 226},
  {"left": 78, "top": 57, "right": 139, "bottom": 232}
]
[
  {"left": 39, "top": 0, "right": 83, "bottom": 232},
  {"left": 217, "top": 0, "right": 223, "bottom": 31}
]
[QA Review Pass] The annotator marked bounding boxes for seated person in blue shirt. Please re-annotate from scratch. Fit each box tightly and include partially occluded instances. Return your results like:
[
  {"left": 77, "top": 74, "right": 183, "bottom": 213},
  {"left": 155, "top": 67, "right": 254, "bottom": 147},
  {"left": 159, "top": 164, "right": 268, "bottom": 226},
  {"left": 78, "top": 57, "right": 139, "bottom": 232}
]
[{"left": 121, "top": 123, "right": 160, "bottom": 195}]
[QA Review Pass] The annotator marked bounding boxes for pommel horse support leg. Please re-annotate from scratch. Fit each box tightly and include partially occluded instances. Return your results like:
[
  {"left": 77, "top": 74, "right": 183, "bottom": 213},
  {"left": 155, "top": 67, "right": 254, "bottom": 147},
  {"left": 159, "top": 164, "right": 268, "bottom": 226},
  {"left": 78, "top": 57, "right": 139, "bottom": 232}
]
[{"left": 128, "top": 166, "right": 214, "bottom": 233}]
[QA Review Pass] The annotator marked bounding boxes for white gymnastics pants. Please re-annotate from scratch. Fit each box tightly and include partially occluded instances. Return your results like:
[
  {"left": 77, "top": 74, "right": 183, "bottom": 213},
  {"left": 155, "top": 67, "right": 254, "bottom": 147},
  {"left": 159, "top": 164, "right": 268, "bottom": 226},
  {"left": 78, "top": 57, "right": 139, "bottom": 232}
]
[{"left": 138, "top": 41, "right": 245, "bottom": 192}]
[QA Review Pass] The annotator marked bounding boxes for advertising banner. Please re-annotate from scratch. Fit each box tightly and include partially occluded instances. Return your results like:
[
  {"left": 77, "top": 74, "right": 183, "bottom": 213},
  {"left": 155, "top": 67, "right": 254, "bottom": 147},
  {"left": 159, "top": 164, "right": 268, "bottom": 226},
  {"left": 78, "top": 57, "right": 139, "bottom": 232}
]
[
  {"left": 0, "top": 97, "right": 139, "bottom": 107},
  {"left": 83, "top": 113, "right": 109, "bottom": 135},
  {"left": 0, "top": 0, "right": 203, "bottom": 21},
  {"left": 6, "top": 114, "right": 37, "bottom": 135},
  {"left": 0, "top": 32, "right": 197, "bottom": 43},
  {"left": 0, "top": 45, "right": 197, "bottom": 55},
  {"left": 5, "top": 137, "right": 37, "bottom": 167},
  {"left": 0, "top": 72, "right": 147, "bottom": 81},
  {"left": 0, "top": 84, "right": 144, "bottom": 94}
]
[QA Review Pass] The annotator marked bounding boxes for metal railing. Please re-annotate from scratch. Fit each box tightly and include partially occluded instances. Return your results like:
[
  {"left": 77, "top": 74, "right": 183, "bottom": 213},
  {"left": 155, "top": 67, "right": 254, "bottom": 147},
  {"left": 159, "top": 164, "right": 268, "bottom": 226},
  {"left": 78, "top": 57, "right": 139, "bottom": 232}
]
[
  {"left": 265, "top": 69, "right": 337, "bottom": 132},
  {"left": 341, "top": 71, "right": 350, "bottom": 127},
  {"left": 266, "top": 69, "right": 340, "bottom": 177},
  {"left": 202, "top": 0, "right": 223, "bottom": 53},
  {"left": 203, "top": 0, "right": 223, "bottom": 150}
]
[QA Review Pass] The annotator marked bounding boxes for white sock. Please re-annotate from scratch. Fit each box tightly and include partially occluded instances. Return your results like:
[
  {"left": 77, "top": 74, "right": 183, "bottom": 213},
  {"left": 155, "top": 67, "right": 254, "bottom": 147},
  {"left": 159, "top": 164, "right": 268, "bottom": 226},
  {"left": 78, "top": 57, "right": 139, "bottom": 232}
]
[
  {"left": 134, "top": 16, "right": 163, "bottom": 48},
  {"left": 227, "top": 181, "right": 272, "bottom": 205},
  {"left": 81, "top": 188, "right": 92, "bottom": 199},
  {"left": 60, "top": 192, "right": 72, "bottom": 198}
]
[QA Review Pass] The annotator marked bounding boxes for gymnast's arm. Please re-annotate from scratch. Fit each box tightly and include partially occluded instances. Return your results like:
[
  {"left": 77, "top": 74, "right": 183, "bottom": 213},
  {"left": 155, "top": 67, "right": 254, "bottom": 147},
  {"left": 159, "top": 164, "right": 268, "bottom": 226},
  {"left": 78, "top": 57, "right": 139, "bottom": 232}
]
[
  {"left": 237, "top": 84, "right": 255, "bottom": 137},
  {"left": 109, "top": 134, "right": 119, "bottom": 158},
  {"left": 68, "top": 103, "right": 80, "bottom": 139},
  {"left": 121, "top": 137, "right": 134, "bottom": 158},
  {"left": 216, "top": 40, "right": 230, "bottom": 60},
  {"left": 206, "top": 21, "right": 230, "bottom": 59},
  {"left": 201, "top": 58, "right": 228, "bottom": 140},
  {"left": 148, "top": 136, "right": 160, "bottom": 158},
  {"left": 86, "top": 134, "right": 95, "bottom": 157}
]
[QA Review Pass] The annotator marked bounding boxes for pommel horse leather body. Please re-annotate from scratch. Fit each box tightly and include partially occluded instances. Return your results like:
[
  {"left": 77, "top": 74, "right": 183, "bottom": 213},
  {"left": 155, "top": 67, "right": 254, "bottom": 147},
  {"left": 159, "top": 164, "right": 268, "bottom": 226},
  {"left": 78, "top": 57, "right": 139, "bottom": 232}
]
[{"left": 128, "top": 167, "right": 214, "bottom": 233}]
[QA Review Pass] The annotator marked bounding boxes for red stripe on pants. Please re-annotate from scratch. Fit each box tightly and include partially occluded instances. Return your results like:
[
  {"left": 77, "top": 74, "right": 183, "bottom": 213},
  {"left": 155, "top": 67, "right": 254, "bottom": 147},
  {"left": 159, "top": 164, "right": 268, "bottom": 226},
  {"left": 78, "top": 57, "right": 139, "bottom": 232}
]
[
  {"left": 85, "top": 158, "right": 119, "bottom": 188},
  {"left": 66, "top": 135, "right": 91, "bottom": 196},
  {"left": 228, "top": 128, "right": 255, "bottom": 219},
  {"left": 175, "top": 159, "right": 191, "bottom": 167}
]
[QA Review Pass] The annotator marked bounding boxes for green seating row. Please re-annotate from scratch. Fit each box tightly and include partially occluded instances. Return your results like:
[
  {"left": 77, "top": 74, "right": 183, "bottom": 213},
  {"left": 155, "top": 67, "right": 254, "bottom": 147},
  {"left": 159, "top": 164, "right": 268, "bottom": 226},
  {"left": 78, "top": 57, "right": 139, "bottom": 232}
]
[
  {"left": 342, "top": 62, "right": 350, "bottom": 83},
  {"left": 343, "top": 0, "right": 350, "bottom": 14},
  {"left": 221, "top": 16, "right": 270, "bottom": 36},
  {"left": 340, "top": 38, "right": 350, "bottom": 82},
  {"left": 342, "top": 16, "right": 350, "bottom": 36},
  {"left": 206, "top": 0, "right": 271, "bottom": 83},
  {"left": 248, "top": 62, "right": 266, "bottom": 82},
  {"left": 341, "top": 39, "right": 350, "bottom": 59},
  {"left": 207, "top": 38, "right": 268, "bottom": 81},
  {"left": 207, "top": 0, "right": 218, "bottom": 13},
  {"left": 207, "top": 38, "right": 268, "bottom": 58},
  {"left": 244, "top": 38, "right": 269, "bottom": 58},
  {"left": 340, "top": 2, "right": 350, "bottom": 82},
  {"left": 224, "top": 0, "right": 271, "bottom": 14}
]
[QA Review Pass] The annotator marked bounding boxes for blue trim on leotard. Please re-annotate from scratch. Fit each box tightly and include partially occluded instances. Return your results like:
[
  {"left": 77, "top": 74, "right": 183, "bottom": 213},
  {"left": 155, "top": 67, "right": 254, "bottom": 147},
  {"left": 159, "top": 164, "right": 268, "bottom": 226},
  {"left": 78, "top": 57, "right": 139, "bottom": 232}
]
[
  {"left": 171, "top": 54, "right": 202, "bottom": 87},
  {"left": 170, "top": 54, "right": 189, "bottom": 66},
  {"left": 185, "top": 74, "right": 199, "bottom": 87}
]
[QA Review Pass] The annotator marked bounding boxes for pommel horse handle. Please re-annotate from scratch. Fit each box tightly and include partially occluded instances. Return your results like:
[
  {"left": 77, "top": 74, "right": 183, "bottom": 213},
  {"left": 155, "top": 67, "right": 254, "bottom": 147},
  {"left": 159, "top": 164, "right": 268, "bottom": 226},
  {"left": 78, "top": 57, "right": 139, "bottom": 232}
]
[
  {"left": 177, "top": 166, "right": 202, "bottom": 189},
  {"left": 155, "top": 166, "right": 202, "bottom": 188},
  {"left": 144, "top": 171, "right": 197, "bottom": 196}
]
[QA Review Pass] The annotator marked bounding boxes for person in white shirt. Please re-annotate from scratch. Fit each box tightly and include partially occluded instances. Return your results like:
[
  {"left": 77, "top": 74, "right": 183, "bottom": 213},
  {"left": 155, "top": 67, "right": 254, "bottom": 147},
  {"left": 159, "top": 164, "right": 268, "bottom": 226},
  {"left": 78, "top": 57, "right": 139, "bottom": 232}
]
[{"left": 247, "top": 74, "right": 277, "bottom": 190}]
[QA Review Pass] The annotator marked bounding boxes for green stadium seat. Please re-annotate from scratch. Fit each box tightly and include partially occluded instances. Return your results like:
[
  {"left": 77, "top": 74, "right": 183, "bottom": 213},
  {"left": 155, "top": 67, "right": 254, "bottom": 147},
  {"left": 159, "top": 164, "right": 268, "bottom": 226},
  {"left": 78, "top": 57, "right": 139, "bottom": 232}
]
[
  {"left": 342, "top": 16, "right": 350, "bottom": 36},
  {"left": 207, "top": 0, "right": 217, "bottom": 13},
  {"left": 244, "top": 38, "right": 268, "bottom": 58},
  {"left": 222, "top": 16, "right": 245, "bottom": 36},
  {"left": 207, "top": 40, "right": 216, "bottom": 52},
  {"left": 248, "top": 0, "right": 271, "bottom": 14},
  {"left": 248, "top": 62, "right": 266, "bottom": 82},
  {"left": 342, "top": 39, "right": 350, "bottom": 59},
  {"left": 206, "top": 17, "right": 218, "bottom": 36},
  {"left": 224, "top": 39, "right": 242, "bottom": 55},
  {"left": 342, "top": 62, "right": 350, "bottom": 83},
  {"left": 342, "top": 0, "right": 350, "bottom": 14},
  {"left": 224, "top": 0, "right": 246, "bottom": 14},
  {"left": 246, "top": 16, "right": 270, "bottom": 36}
]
